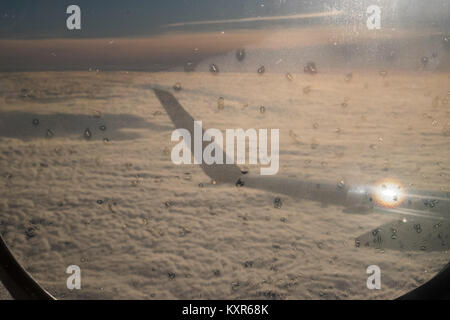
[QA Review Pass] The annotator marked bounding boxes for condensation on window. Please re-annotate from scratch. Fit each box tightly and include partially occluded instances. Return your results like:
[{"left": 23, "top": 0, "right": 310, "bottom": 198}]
[{"left": 0, "top": 0, "right": 449, "bottom": 299}]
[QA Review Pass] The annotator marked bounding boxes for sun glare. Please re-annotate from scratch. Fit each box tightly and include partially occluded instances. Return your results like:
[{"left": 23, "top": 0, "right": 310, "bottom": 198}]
[{"left": 372, "top": 179, "right": 405, "bottom": 208}]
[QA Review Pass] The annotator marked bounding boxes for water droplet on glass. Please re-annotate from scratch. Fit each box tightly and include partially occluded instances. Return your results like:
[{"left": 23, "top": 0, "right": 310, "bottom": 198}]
[
  {"left": 240, "top": 167, "right": 249, "bottom": 175},
  {"left": 414, "top": 224, "right": 422, "bottom": 233},
  {"left": 93, "top": 110, "right": 102, "bottom": 118},
  {"left": 236, "top": 48, "right": 245, "bottom": 61},
  {"left": 179, "top": 227, "right": 190, "bottom": 237},
  {"left": 303, "top": 86, "right": 311, "bottom": 94},
  {"left": 257, "top": 66, "right": 265, "bottom": 74},
  {"left": 84, "top": 128, "right": 92, "bottom": 139},
  {"left": 273, "top": 197, "right": 283, "bottom": 209},
  {"left": 46, "top": 129, "right": 54, "bottom": 138},
  {"left": 25, "top": 227, "right": 36, "bottom": 239},
  {"left": 209, "top": 64, "right": 219, "bottom": 74},
  {"left": 183, "top": 172, "right": 192, "bottom": 181},
  {"left": 173, "top": 82, "right": 182, "bottom": 91},
  {"left": 304, "top": 62, "right": 317, "bottom": 75},
  {"left": 421, "top": 56, "right": 429, "bottom": 66},
  {"left": 162, "top": 147, "right": 170, "bottom": 156},
  {"left": 391, "top": 228, "right": 398, "bottom": 239},
  {"left": 184, "top": 61, "right": 195, "bottom": 72},
  {"left": 217, "top": 97, "right": 225, "bottom": 111},
  {"left": 344, "top": 73, "right": 353, "bottom": 82},
  {"left": 289, "top": 130, "right": 300, "bottom": 143},
  {"left": 423, "top": 199, "right": 438, "bottom": 208},
  {"left": 167, "top": 272, "right": 176, "bottom": 280}
]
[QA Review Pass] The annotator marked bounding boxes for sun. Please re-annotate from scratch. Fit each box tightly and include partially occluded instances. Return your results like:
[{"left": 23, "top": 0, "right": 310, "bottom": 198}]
[{"left": 372, "top": 179, "right": 405, "bottom": 208}]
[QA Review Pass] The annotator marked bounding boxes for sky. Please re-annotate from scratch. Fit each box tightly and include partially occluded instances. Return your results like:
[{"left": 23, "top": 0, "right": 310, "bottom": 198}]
[
  {"left": 0, "top": 0, "right": 448, "bottom": 39},
  {"left": 0, "top": 0, "right": 448, "bottom": 71},
  {"left": 0, "top": 0, "right": 325, "bottom": 38}
]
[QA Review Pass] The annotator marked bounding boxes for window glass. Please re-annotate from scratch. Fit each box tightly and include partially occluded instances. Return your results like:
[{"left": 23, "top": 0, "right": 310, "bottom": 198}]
[{"left": 0, "top": 0, "right": 449, "bottom": 299}]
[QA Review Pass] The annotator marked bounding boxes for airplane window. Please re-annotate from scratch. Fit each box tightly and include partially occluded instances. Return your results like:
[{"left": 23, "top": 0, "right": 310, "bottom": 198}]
[{"left": 0, "top": 0, "right": 449, "bottom": 300}]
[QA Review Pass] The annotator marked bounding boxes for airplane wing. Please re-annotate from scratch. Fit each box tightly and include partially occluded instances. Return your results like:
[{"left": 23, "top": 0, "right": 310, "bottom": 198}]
[
  {"left": 356, "top": 215, "right": 450, "bottom": 252},
  {"left": 153, "top": 87, "right": 450, "bottom": 253}
]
